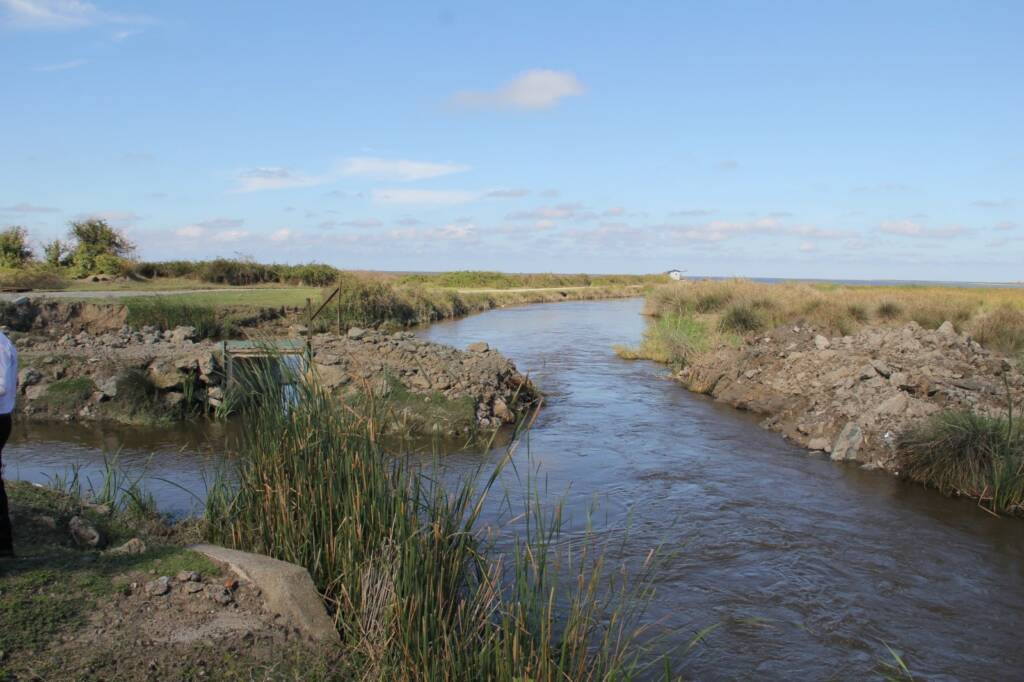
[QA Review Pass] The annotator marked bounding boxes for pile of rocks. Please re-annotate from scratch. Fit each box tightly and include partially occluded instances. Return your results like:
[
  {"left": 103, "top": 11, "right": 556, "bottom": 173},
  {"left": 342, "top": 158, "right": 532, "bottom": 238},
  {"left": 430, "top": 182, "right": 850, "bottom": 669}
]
[
  {"left": 14, "top": 325, "right": 536, "bottom": 430},
  {"left": 679, "top": 320, "right": 1023, "bottom": 470}
]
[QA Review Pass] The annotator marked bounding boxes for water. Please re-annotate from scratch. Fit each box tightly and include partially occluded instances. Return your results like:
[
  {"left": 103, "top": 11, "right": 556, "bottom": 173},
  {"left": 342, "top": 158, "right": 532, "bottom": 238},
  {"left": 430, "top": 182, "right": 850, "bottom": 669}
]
[{"left": 6, "top": 298, "right": 1024, "bottom": 679}]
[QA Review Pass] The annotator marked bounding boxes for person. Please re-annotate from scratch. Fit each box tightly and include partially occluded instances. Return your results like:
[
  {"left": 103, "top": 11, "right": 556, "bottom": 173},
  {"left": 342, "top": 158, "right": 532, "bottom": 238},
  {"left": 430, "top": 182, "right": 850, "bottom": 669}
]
[{"left": 0, "top": 328, "right": 16, "bottom": 557}]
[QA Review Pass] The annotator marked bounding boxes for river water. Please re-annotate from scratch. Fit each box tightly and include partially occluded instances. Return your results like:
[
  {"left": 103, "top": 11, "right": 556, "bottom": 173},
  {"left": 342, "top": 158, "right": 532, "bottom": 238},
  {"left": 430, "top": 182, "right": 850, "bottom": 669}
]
[{"left": 6, "top": 298, "right": 1023, "bottom": 679}]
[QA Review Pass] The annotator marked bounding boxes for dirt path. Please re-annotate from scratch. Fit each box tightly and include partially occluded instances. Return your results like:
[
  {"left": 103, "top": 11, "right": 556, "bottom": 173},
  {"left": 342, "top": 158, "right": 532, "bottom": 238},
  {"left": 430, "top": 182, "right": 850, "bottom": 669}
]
[
  {"left": 455, "top": 284, "right": 645, "bottom": 294},
  {"left": 0, "top": 287, "right": 267, "bottom": 301}
]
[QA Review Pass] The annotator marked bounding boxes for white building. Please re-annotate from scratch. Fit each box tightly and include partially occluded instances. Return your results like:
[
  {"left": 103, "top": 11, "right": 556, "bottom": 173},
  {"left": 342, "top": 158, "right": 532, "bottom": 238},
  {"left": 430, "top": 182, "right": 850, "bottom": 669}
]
[{"left": 667, "top": 269, "right": 684, "bottom": 280}]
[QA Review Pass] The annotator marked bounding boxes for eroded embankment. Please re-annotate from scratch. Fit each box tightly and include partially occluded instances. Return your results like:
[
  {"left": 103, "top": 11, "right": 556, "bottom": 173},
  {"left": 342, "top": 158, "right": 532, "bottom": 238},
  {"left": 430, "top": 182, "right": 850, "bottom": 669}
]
[
  {"left": 678, "top": 320, "right": 1023, "bottom": 470},
  {"left": 12, "top": 322, "right": 536, "bottom": 434}
]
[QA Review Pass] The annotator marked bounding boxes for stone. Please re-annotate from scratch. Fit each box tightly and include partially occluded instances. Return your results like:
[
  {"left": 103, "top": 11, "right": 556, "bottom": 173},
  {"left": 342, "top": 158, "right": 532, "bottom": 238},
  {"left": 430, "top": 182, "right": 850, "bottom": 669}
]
[
  {"left": 68, "top": 515, "right": 105, "bottom": 548},
  {"left": 98, "top": 377, "right": 118, "bottom": 399},
  {"left": 170, "top": 326, "right": 197, "bottom": 343},
  {"left": 312, "top": 363, "right": 348, "bottom": 389},
  {"left": 24, "top": 383, "right": 48, "bottom": 401},
  {"left": 191, "top": 543, "right": 340, "bottom": 642},
  {"left": 492, "top": 398, "right": 514, "bottom": 423},
  {"left": 830, "top": 422, "right": 863, "bottom": 462},
  {"left": 106, "top": 538, "right": 147, "bottom": 556},
  {"left": 148, "top": 359, "right": 184, "bottom": 389},
  {"left": 206, "top": 585, "right": 234, "bottom": 605},
  {"left": 207, "top": 385, "right": 224, "bottom": 400},
  {"left": 347, "top": 327, "right": 366, "bottom": 340},
  {"left": 813, "top": 335, "right": 830, "bottom": 350},
  {"left": 467, "top": 341, "right": 489, "bottom": 353},
  {"left": 807, "top": 437, "right": 830, "bottom": 451},
  {"left": 176, "top": 570, "right": 201, "bottom": 583},
  {"left": 164, "top": 392, "right": 186, "bottom": 407},
  {"left": 184, "top": 582, "right": 204, "bottom": 594},
  {"left": 870, "top": 359, "right": 892, "bottom": 378},
  {"left": 408, "top": 372, "right": 431, "bottom": 390},
  {"left": 937, "top": 320, "right": 956, "bottom": 335},
  {"left": 17, "top": 368, "right": 42, "bottom": 388},
  {"left": 874, "top": 392, "right": 909, "bottom": 416},
  {"left": 146, "top": 576, "right": 172, "bottom": 597}
]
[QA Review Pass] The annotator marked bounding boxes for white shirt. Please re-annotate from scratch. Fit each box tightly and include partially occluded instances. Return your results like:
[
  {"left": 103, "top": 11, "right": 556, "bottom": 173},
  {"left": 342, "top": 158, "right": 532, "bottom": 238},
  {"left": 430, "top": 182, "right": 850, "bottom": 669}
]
[{"left": 0, "top": 332, "right": 17, "bottom": 415}]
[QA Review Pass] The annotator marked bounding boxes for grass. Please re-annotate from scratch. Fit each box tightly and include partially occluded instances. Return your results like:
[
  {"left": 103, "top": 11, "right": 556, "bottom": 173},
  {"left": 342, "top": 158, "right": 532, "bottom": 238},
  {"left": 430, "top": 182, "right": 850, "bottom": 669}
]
[
  {"left": 616, "top": 313, "right": 714, "bottom": 367},
  {"left": 38, "top": 377, "right": 94, "bottom": 411},
  {"left": 643, "top": 278, "right": 1024, "bottom": 349},
  {"left": 204, "top": 362, "right": 662, "bottom": 679},
  {"left": 896, "top": 404, "right": 1024, "bottom": 515}
]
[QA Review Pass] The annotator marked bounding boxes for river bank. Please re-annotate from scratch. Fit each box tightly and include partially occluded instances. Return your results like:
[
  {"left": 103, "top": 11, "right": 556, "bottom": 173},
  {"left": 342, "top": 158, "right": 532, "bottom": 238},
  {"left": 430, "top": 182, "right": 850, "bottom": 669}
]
[{"left": 620, "top": 279, "right": 1024, "bottom": 513}]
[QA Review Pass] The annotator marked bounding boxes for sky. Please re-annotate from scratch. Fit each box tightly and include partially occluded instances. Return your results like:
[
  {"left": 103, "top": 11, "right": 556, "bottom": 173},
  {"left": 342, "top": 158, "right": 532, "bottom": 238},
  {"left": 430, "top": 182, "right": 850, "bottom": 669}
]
[{"left": 1, "top": 1, "right": 1022, "bottom": 281}]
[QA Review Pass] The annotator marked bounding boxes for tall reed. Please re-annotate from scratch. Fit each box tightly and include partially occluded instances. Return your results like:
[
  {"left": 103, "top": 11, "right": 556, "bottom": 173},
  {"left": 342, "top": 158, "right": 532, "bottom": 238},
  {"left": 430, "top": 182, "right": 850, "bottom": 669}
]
[{"left": 204, "top": 360, "right": 663, "bottom": 679}]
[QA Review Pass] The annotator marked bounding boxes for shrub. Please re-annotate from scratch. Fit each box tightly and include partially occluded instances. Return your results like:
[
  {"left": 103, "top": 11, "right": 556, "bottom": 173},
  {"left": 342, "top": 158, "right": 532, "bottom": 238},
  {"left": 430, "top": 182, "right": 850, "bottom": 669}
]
[
  {"left": 846, "top": 304, "right": 869, "bottom": 323},
  {"left": 909, "top": 302, "right": 973, "bottom": 331},
  {"left": 876, "top": 301, "right": 903, "bottom": 319},
  {"left": 618, "top": 313, "right": 711, "bottom": 366},
  {"left": 66, "top": 219, "right": 135, "bottom": 277},
  {"left": 695, "top": 291, "right": 732, "bottom": 313},
  {"left": 719, "top": 303, "right": 763, "bottom": 333},
  {"left": 971, "top": 305, "right": 1024, "bottom": 357},
  {"left": 896, "top": 409, "right": 1023, "bottom": 515},
  {"left": 0, "top": 226, "right": 33, "bottom": 268},
  {"left": 42, "top": 239, "right": 69, "bottom": 267},
  {"left": 0, "top": 264, "right": 68, "bottom": 290},
  {"left": 197, "top": 258, "right": 277, "bottom": 286}
]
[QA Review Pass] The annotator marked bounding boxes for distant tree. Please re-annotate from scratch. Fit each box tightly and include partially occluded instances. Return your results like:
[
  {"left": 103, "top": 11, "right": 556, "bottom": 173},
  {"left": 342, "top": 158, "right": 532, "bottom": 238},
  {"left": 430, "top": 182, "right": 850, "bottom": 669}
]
[
  {"left": 43, "top": 239, "right": 69, "bottom": 267},
  {"left": 66, "top": 219, "right": 136, "bottom": 276},
  {"left": 0, "top": 226, "right": 34, "bottom": 268}
]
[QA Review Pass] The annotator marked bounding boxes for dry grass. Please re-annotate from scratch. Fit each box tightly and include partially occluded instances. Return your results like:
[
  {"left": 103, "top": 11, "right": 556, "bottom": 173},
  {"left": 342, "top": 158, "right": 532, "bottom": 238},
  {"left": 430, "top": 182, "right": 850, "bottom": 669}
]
[{"left": 646, "top": 279, "right": 1024, "bottom": 342}]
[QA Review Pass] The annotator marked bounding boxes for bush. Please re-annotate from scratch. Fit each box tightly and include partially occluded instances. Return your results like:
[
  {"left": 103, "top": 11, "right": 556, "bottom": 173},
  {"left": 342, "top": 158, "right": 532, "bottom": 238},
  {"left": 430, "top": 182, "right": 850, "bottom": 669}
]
[
  {"left": 0, "top": 264, "right": 68, "bottom": 290},
  {"left": 0, "top": 226, "right": 33, "bottom": 268},
  {"left": 42, "top": 239, "right": 69, "bottom": 267},
  {"left": 66, "top": 219, "right": 135, "bottom": 277},
  {"left": 718, "top": 303, "right": 763, "bottom": 333},
  {"left": 40, "top": 378, "right": 95, "bottom": 411},
  {"left": 695, "top": 292, "right": 732, "bottom": 313},
  {"left": 876, "top": 301, "right": 903, "bottom": 319},
  {"left": 847, "top": 304, "right": 869, "bottom": 323},
  {"left": 617, "top": 313, "right": 710, "bottom": 366},
  {"left": 896, "top": 409, "right": 1023, "bottom": 515}
]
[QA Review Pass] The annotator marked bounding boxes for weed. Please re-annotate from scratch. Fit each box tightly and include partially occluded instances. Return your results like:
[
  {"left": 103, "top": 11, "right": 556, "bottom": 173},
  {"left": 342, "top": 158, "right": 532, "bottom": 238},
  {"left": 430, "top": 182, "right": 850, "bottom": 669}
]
[
  {"left": 876, "top": 301, "right": 903, "bottom": 319},
  {"left": 718, "top": 303, "right": 763, "bottom": 334},
  {"left": 39, "top": 377, "right": 94, "bottom": 411}
]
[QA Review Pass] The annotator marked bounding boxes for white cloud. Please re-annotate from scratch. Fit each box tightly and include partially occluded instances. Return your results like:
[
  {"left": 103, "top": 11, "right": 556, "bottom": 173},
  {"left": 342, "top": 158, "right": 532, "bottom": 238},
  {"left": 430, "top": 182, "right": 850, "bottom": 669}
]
[
  {"left": 233, "top": 167, "right": 326, "bottom": 193},
  {"left": 878, "top": 220, "right": 969, "bottom": 239},
  {"left": 34, "top": 58, "right": 86, "bottom": 71},
  {"left": 339, "top": 157, "right": 469, "bottom": 181},
  {"left": 371, "top": 189, "right": 477, "bottom": 205},
  {"left": 485, "top": 188, "right": 529, "bottom": 198},
  {"left": 452, "top": 69, "right": 585, "bottom": 110},
  {"left": 79, "top": 209, "right": 140, "bottom": 228},
  {"left": 176, "top": 218, "right": 243, "bottom": 239},
  {"left": 212, "top": 230, "right": 248, "bottom": 242},
  {"left": 799, "top": 241, "right": 817, "bottom": 253},
  {"left": 995, "top": 221, "right": 1018, "bottom": 231},
  {"left": 269, "top": 228, "right": 293, "bottom": 242},
  {"left": 506, "top": 202, "right": 591, "bottom": 221},
  {"left": 1, "top": 202, "right": 59, "bottom": 213},
  {"left": 0, "top": 0, "right": 147, "bottom": 29},
  {"left": 176, "top": 225, "right": 204, "bottom": 238}
]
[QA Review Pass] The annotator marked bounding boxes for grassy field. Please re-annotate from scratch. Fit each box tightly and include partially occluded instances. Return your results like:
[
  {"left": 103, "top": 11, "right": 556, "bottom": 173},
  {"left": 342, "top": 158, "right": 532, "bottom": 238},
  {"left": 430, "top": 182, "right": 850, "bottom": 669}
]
[{"left": 618, "top": 278, "right": 1024, "bottom": 367}]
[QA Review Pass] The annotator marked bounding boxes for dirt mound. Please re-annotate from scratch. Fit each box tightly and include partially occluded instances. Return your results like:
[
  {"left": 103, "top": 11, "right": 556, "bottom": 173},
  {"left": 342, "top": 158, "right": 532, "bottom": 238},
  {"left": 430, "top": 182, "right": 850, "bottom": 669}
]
[{"left": 679, "top": 320, "right": 1024, "bottom": 469}]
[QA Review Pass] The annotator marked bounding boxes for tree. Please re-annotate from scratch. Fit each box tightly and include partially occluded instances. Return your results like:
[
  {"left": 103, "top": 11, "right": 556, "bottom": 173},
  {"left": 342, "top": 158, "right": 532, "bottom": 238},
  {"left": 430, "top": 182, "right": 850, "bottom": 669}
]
[
  {"left": 43, "top": 239, "right": 69, "bottom": 267},
  {"left": 66, "top": 219, "right": 136, "bottom": 276},
  {"left": 0, "top": 226, "right": 34, "bottom": 268}
]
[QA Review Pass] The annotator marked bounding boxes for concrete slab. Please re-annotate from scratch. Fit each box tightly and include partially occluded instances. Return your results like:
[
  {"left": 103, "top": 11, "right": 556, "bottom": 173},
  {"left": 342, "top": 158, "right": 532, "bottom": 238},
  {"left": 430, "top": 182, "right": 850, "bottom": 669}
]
[{"left": 190, "top": 543, "right": 339, "bottom": 643}]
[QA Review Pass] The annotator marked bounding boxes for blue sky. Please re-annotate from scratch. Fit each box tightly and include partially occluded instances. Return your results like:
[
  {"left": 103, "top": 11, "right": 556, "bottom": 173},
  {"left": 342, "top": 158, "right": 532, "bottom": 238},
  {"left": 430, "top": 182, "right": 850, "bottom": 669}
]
[{"left": 1, "top": 1, "right": 1021, "bottom": 280}]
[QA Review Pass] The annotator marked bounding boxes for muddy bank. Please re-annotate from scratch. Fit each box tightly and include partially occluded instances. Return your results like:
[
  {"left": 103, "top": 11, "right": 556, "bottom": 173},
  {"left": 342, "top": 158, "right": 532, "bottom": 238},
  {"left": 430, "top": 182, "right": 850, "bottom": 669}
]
[
  {"left": 12, "top": 324, "right": 536, "bottom": 434},
  {"left": 678, "top": 320, "right": 1023, "bottom": 470}
]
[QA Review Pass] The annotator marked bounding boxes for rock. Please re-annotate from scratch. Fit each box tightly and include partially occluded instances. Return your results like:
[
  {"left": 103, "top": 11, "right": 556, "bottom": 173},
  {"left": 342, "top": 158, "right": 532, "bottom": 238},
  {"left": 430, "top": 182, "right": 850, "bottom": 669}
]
[
  {"left": 830, "top": 422, "right": 864, "bottom": 462},
  {"left": 98, "top": 376, "right": 118, "bottom": 399},
  {"left": 12, "top": 295, "right": 29, "bottom": 306},
  {"left": 106, "top": 538, "right": 147, "bottom": 556},
  {"left": 312, "top": 363, "right": 348, "bottom": 389},
  {"left": 148, "top": 359, "right": 184, "bottom": 389},
  {"left": 184, "top": 582, "right": 204, "bottom": 594},
  {"left": 68, "top": 515, "right": 105, "bottom": 548},
  {"left": 17, "top": 368, "right": 42, "bottom": 388},
  {"left": 206, "top": 585, "right": 233, "bottom": 605},
  {"left": 408, "top": 372, "right": 431, "bottom": 390},
  {"left": 145, "top": 576, "right": 172, "bottom": 597},
  {"left": 467, "top": 341, "right": 489, "bottom": 353},
  {"left": 347, "top": 327, "right": 366, "bottom": 340},
  {"left": 807, "top": 437, "right": 830, "bottom": 451},
  {"left": 24, "top": 383, "right": 48, "bottom": 401},
  {"left": 813, "top": 335, "right": 830, "bottom": 350},
  {"left": 169, "top": 326, "right": 197, "bottom": 343},
  {"left": 176, "top": 570, "right": 201, "bottom": 583},
  {"left": 871, "top": 359, "right": 892, "bottom": 378},
  {"left": 207, "top": 385, "right": 224, "bottom": 400},
  {"left": 937, "top": 320, "right": 956, "bottom": 335},
  {"left": 492, "top": 398, "right": 514, "bottom": 423},
  {"left": 874, "top": 392, "right": 909, "bottom": 416},
  {"left": 164, "top": 392, "right": 186, "bottom": 407}
]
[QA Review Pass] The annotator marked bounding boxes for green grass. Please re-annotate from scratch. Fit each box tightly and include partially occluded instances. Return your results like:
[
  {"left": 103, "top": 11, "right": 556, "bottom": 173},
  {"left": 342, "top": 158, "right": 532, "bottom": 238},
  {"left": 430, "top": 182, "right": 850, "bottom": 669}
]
[
  {"left": 39, "top": 377, "right": 94, "bottom": 411},
  {"left": 616, "top": 313, "right": 713, "bottom": 367},
  {"left": 896, "top": 407, "right": 1024, "bottom": 515},
  {"left": 204, "top": 363, "right": 661, "bottom": 679},
  {"left": 718, "top": 303, "right": 763, "bottom": 334}
]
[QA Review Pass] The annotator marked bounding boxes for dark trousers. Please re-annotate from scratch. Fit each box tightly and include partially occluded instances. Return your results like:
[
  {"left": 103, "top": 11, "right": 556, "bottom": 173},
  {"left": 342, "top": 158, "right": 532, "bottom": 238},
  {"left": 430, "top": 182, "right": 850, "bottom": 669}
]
[{"left": 0, "top": 412, "right": 12, "bottom": 553}]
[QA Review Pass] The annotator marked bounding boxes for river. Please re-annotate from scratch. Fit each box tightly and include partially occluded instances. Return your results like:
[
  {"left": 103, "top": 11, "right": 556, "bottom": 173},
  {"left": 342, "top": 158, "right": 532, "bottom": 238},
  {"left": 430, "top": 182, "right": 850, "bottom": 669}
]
[{"left": 6, "top": 298, "right": 1024, "bottom": 679}]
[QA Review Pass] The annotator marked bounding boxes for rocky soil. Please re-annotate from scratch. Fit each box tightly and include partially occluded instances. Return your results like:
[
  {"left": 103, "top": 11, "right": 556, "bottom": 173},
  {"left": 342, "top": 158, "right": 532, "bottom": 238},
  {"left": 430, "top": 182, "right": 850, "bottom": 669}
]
[
  {"left": 12, "top": 324, "right": 536, "bottom": 433},
  {"left": 679, "top": 320, "right": 1024, "bottom": 470}
]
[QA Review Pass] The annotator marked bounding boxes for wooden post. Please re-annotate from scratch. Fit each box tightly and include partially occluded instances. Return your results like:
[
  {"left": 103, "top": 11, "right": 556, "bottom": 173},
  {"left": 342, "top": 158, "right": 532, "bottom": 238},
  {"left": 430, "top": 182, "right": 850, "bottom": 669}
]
[{"left": 305, "top": 297, "right": 312, "bottom": 362}]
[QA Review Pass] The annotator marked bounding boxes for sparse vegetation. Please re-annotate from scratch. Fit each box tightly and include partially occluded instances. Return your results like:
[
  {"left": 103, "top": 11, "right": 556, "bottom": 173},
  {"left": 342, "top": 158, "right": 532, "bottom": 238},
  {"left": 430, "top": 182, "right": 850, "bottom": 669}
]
[
  {"left": 0, "top": 225, "right": 34, "bottom": 268},
  {"left": 615, "top": 313, "right": 712, "bottom": 366},
  {"left": 718, "top": 303, "right": 763, "bottom": 333},
  {"left": 39, "top": 377, "right": 95, "bottom": 411}
]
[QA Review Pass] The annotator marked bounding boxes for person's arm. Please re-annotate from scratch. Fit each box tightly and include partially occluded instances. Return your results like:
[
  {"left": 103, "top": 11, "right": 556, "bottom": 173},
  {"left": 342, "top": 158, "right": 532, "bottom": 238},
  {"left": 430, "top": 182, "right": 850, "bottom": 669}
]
[{"left": 0, "top": 343, "right": 10, "bottom": 398}]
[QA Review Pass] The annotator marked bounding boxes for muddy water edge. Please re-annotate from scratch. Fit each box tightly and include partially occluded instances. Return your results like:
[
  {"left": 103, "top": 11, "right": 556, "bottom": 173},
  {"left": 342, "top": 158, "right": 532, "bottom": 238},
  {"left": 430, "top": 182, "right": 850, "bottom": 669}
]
[{"left": 7, "top": 298, "right": 1024, "bottom": 679}]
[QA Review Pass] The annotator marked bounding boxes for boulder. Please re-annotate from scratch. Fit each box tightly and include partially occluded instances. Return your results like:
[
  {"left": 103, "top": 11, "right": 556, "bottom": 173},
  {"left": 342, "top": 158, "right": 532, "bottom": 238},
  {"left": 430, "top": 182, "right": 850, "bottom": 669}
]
[
  {"left": 807, "top": 437, "right": 830, "bottom": 451},
  {"left": 312, "top": 363, "right": 348, "bottom": 389},
  {"left": 148, "top": 359, "right": 184, "bottom": 389},
  {"left": 106, "top": 537, "right": 147, "bottom": 556},
  {"left": 830, "top": 422, "right": 863, "bottom": 462},
  {"left": 937, "top": 320, "right": 956, "bottom": 335},
  {"left": 347, "top": 327, "right": 367, "bottom": 340},
  {"left": 467, "top": 341, "right": 489, "bottom": 353},
  {"left": 169, "top": 326, "right": 197, "bottom": 343},
  {"left": 146, "top": 576, "right": 172, "bottom": 596},
  {"left": 17, "top": 367, "right": 42, "bottom": 388},
  {"left": 813, "top": 335, "right": 830, "bottom": 350},
  {"left": 69, "top": 515, "right": 105, "bottom": 548}
]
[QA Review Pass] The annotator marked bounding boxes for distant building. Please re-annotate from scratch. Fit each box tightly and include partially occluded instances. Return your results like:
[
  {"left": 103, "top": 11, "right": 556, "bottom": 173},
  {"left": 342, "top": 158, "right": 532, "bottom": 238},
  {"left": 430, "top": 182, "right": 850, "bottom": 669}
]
[{"left": 666, "top": 269, "right": 684, "bottom": 280}]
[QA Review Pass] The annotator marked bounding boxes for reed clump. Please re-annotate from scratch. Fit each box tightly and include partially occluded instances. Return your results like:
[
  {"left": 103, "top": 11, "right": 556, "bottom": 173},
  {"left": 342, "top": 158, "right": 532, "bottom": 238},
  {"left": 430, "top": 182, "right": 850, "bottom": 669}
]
[
  {"left": 204, "top": 365, "right": 660, "bottom": 679},
  {"left": 896, "top": 405, "right": 1024, "bottom": 515}
]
